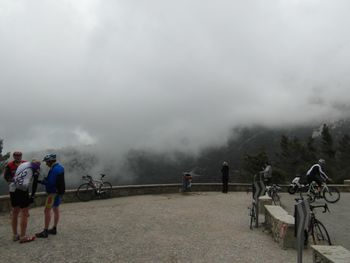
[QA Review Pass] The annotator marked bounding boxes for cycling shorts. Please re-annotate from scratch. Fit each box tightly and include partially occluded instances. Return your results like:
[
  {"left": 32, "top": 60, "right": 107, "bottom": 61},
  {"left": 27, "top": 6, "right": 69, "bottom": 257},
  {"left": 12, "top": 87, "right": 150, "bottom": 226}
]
[
  {"left": 307, "top": 174, "right": 323, "bottom": 187},
  {"left": 45, "top": 194, "right": 61, "bottom": 208},
  {"left": 11, "top": 189, "right": 30, "bottom": 208}
]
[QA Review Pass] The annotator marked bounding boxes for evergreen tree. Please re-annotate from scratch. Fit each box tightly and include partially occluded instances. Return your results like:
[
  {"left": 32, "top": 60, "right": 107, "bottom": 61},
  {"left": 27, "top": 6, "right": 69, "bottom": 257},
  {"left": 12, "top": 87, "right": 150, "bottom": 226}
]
[
  {"left": 280, "top": 135, "right": 290, "bottom": 159},
  {"left": 306, "top": 136, "right": 317, "bottom": 162},
  {"left": 242, "top": 150, "right": 269, "bottom": 180},
  {"left": 276, "top": 135, "right": 291, "bottom": 174},
  {"left": 320, "top": 124, "right": 335, "bottom": 159},
  {"left": 336, "top": 134, "right": 350, "bottom": 170}
]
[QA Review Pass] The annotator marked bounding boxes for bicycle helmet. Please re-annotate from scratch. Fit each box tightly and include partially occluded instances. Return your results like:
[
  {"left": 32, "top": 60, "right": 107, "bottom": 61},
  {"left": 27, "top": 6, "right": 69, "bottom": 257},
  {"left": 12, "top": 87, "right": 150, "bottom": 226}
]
[
  {"left": 43, "top": 153, "right": 56, "bottom": 162},
  {"left": 318, "top": 159, "right": 326, "bottom": 166}
]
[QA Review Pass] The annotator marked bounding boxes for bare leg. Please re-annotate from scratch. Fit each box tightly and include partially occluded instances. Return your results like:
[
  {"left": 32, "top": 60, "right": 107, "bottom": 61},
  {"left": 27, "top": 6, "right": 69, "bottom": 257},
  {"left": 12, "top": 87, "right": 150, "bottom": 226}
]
[
  {"left": 20, "top": 208, "right": 29, "bottom": 238},
  {"left": 53, "top": 207, "right": 59, "bottom": 227},
  {"left": 12, "top": 207, "right": 20, "bottom": 236},
  {"left": 44, "top": 208, "right": 51, "bottom": 229}
]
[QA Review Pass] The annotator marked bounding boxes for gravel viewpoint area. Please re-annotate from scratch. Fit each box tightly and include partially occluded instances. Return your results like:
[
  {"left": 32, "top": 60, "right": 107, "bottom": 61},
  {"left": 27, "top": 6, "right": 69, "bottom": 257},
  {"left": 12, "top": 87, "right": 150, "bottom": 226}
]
[{"left": 0, "top": 192, "right": 312, "bottom": 263}]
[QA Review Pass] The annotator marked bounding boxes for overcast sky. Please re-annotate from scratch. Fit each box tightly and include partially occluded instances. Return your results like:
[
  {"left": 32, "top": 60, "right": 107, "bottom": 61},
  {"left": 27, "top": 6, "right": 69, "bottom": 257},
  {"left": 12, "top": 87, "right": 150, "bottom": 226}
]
[{"left": 1, "top": 0, "right": 350, "bottom": 157}]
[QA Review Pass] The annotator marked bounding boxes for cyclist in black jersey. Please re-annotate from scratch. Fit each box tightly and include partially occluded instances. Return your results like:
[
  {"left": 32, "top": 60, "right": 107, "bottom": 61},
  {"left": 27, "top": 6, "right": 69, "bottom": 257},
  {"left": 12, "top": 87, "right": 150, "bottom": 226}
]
[{"left": 306, "top": 159, "right": 331, "bottom": 191}]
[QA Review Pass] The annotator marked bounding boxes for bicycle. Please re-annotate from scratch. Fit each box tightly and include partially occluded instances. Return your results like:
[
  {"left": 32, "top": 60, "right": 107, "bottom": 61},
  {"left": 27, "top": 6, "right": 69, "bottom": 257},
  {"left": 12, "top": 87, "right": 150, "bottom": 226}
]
[
  {"left": 307, "top": 180, "right": 340, "bottom": 203},
  {"left": 306, "top": 203, "right": 332, "bottom": 246},
  {"left": 249, "top": 199, "right": 257, "bottom": 230},
  {"left": 76, "top": 174, "right": 113, "bottom": 202},
  {"left": 265, "top": 184, "right": 281, "bottom": 205},
  {"left": 295, "top": 196, "right": 332, "bottom": 246},
  {"left": 249, "top": 173, "right": 264, "bottom": 229}
]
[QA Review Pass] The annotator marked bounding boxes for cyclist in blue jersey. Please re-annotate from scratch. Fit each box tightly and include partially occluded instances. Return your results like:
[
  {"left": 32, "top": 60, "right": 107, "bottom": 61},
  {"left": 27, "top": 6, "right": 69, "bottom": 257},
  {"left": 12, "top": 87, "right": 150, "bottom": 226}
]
[{"left": 36, "top": 154, "right": 65, "bottom": 238}]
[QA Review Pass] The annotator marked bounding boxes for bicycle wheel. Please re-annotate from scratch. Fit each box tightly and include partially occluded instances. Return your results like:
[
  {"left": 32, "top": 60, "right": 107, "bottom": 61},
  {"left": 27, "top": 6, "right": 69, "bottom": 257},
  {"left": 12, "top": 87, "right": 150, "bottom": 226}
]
[
  {"left": 249, "top": 204, "right": 256, "bottom": 230},
  {"left": 76, "top": 183, "right": 94, "bottom": 202},
  {"left": 100, "top": 182, "right": 112, "bottom": 199},
  {"left": 288, "top": 185, "right": 297, "bottom": 195},
  {"left": 272, "top": 192, "right": 281, "bottom": 206},
  {"left": 311, "top": 219, "right": 332, "bottom": 245},
  {"left": 323, "top": 187, "right": 340, "bottom": 203}
]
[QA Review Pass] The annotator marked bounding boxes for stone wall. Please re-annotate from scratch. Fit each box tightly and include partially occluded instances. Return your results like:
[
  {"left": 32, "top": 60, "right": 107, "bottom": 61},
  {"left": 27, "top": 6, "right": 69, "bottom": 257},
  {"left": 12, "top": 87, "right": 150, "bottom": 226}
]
[
  {"left": 1, "top": 183, "right": 349, "bottom": 213},
  {"left": 0, "top": 183, "right": 251, "bottom": 213}
]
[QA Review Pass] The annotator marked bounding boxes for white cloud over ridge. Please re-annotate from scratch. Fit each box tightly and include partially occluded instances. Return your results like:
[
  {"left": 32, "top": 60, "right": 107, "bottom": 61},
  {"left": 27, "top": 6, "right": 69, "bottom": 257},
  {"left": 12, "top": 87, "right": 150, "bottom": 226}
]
[{"left": 1, "top": 0, "right": 350, "bottom": 158}]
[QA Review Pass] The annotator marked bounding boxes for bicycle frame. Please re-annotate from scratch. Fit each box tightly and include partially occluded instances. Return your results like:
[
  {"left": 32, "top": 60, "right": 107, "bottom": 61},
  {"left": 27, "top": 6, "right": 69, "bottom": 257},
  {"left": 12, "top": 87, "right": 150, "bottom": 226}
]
[
  {"left": 307, "top": 203, "right": 331, "bottom": 245},
  {"left": 83, "top": 175, "right": 106, "bottom": 194},
  {"left": 307, "top": 181, "right": 329, "bottom": 195}
]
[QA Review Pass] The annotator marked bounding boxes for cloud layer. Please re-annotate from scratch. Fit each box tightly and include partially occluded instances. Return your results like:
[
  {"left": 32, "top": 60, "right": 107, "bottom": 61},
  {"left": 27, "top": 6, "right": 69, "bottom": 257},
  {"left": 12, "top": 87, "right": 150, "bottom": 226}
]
[{"left": 1, "top": 0, "right": 350, "bottom": 157}]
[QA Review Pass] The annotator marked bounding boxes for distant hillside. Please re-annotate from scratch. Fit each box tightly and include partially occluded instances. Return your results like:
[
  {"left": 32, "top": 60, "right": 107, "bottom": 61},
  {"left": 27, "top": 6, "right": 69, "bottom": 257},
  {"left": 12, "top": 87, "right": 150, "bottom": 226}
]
[
  {"left": 2, "top": 119, "right": 350, "bottom": 195},
  {"left": 125, "top": 119, "right": 350, "bottom": 185}
]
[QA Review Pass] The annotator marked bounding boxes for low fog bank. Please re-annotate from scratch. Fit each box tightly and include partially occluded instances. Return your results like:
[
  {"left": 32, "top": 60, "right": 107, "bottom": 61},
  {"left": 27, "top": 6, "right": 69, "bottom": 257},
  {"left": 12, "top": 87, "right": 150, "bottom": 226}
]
[{"left": 4, "top": 119, "right": 350, "bottom": 195}]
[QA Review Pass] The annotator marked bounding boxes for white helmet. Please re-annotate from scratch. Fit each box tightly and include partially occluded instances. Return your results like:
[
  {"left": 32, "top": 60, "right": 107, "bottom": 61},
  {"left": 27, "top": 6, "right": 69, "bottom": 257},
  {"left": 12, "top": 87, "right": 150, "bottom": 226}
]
[{"left": 318, "top": 159, "right": 326, "bottom": 166}]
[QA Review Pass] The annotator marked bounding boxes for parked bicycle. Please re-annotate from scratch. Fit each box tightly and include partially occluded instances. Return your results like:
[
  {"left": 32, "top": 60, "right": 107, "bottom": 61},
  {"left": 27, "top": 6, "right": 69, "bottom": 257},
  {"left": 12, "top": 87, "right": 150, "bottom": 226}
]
[
  {"left": 249, "top": 199, "right": 257, "bottom": 230},
  {"left": 295, "top": 196, "right": 332, "bottom": 246},
  {"left": 265, "top": 184, "right": 281, "bottom": 205},
  {"left": 249, "top": 173, "right": 264, "bottom": 229},
  {"left": 76, "top": 174, "right": 112, "bottom": 202},
  {"left": 308, "top": 203, "right": 332, "bottom": 245}
]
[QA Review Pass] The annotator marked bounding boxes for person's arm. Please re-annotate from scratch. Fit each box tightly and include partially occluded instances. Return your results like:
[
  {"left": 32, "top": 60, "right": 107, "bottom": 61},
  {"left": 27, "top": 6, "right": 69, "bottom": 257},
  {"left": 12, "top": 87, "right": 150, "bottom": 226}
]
[
  {"left": 39, "top": 177, "right": 47, "bottom": 185},
  {"left": 318, "top": 166, "right": 329, "bottom": 180},
  {"left": 3, "top": 165, "right": 12, "bottom": 182},
  {"left": 31, "top": 172, "right": 39, "bottom": 198}
]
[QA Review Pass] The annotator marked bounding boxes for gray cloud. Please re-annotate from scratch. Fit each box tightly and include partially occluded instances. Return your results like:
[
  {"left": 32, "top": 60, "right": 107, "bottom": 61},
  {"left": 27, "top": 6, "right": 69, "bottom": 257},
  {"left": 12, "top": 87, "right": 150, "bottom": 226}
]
[{"left": 1, "top": 0, "right": 350, "bottom": 160}]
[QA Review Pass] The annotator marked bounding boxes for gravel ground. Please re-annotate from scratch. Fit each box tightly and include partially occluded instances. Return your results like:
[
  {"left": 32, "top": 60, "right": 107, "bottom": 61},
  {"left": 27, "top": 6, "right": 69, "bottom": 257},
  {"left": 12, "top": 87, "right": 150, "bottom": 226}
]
[{"left": 0, "top": 192, "right": 312, "bottom": 263}]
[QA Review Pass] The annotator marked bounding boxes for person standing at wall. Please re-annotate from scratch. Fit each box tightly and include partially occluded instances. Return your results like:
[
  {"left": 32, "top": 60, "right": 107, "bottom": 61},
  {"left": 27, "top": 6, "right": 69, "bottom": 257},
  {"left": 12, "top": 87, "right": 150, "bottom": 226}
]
[
  {"left": 10, "top": 159, "right": 41, "bottom": 243},
  {"left": 221, "top": 162, "right": 229, "bottom": 193},
  {"left": 3, "top": 151, "right": 26, "bottom": 184},
  {"left": 260, "top": 161, "right": 272, "bottom": 186},
  {"left": 36, "top": 153, "right": 65, "bottom": 238}
]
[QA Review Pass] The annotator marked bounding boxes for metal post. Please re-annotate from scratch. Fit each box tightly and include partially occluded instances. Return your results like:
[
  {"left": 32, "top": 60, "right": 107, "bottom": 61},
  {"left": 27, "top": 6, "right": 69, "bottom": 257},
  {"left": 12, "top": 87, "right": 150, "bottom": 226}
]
[
  {"left": 295, "top": 202, "right": 304, "bottom": 263},
  {"left": 254, "top": 180, "right": 259, "bottom": 228},
  {"left": 295, "top": 199, "right": 310, "bottom": 263}
]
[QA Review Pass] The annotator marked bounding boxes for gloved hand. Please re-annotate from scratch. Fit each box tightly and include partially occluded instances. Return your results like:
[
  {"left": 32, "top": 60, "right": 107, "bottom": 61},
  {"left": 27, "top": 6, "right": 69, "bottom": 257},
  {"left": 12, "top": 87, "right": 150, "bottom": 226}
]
[{"left": 37, "top": 180, "right": 46, "bottom": 185}]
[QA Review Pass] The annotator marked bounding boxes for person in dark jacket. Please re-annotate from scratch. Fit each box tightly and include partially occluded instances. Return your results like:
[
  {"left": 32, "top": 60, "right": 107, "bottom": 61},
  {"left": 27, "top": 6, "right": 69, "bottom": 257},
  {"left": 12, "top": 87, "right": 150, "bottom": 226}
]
[
  {"left": 221, "top": 162, "right": 229, "bottom": 193},
  {"left": 36, "top": 153, "right": 65, "bottom": 238}
]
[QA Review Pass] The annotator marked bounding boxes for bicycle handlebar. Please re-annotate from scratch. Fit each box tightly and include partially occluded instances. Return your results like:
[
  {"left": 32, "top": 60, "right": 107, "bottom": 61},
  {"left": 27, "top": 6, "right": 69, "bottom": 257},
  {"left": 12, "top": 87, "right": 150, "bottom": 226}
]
[
  {"left": 266, "top": 184, "right": 281, "bottom": 190},
  {"left": 310, "top": 203, "right": 330, "bottom": 213},
  {"left": 82, "top": 174, "right": 106, "bottom": 181},
  {"left": 82, "top": 175, "right": 93, "bottom": 180}
]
